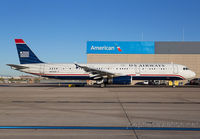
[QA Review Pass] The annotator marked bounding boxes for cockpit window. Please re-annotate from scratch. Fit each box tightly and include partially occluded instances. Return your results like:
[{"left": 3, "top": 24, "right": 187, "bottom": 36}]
[{"left": 183, "top": 67, "right": 189, "bottom": 70}]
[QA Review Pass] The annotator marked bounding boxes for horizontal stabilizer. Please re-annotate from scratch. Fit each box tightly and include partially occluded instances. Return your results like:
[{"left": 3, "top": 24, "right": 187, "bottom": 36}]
[{"left": 7, "top": 64, "right": 28, "bottom": 70}]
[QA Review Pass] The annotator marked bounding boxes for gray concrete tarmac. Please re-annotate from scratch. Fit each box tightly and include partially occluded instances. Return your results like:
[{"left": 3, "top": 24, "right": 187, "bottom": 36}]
[{"left": 0, "top": 87, "right": 200, "bottom": 138}]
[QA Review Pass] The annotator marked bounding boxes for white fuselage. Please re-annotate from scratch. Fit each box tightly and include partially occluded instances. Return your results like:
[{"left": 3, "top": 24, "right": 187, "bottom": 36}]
[{"left": 18, "top": 63, "right": 196, "bottom": 81}]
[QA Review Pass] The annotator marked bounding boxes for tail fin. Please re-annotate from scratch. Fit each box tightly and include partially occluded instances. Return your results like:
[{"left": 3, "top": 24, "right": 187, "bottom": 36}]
[{"left": 15, "top": 39, "right": 44, "bottom": 64}]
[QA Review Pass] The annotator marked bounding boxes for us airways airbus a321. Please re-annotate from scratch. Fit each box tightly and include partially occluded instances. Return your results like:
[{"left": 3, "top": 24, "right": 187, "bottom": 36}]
[{"left": 7, "top": 39, "right": 196, "bottom": 87}]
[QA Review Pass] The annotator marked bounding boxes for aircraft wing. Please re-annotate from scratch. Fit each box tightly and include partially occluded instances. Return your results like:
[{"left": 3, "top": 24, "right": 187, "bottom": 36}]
[
  {"left": 75, "top": 63, "right": 117, "bottom": 79},
  {"left": 7, "top": 64, "right": 28, "bottom": 70}
]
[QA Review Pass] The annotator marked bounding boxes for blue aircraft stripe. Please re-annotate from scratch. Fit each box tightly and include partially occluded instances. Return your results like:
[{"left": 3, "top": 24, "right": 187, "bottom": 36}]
[{"left": 0, "top": 126, "right": 200, "bottom": 131}]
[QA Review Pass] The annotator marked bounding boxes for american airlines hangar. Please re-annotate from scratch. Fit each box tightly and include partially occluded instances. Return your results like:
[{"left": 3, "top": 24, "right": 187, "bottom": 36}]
[{"left": 87, "top": 41, "right": 200, "bottom": 83}]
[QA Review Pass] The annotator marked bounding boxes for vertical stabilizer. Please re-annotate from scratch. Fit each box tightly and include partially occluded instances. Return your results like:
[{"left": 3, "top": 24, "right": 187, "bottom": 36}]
[{"left": 15, "top": 39, "right": 44, "bottom": 64}]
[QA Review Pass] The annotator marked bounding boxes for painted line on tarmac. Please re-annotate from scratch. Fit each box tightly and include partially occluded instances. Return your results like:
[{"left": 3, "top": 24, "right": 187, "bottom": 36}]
[
  {"left": 0, "top": 126, "right": 200, "bottom": 131},
  {"left": 9, "top": 101, "right": 200, "bottom": 104}
]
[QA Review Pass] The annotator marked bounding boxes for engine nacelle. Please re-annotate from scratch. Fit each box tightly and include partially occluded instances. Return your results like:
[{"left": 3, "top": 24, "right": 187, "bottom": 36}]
[{"left": 108, "top": 76, "right": 132, "bottom": 85}]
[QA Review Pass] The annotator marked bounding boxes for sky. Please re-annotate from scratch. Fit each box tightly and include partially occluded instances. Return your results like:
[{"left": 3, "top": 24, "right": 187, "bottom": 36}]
[{"left": 0, "top": 0, "right": 200, "bottom": 76}]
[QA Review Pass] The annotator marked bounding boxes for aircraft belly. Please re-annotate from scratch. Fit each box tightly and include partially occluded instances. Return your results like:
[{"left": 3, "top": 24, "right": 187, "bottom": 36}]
[
  {"left": 43, "top": 75, "right": 90, "bottom": 80},
  {"left": 131, "top": 76, "right": 183, "bottom": 80}
]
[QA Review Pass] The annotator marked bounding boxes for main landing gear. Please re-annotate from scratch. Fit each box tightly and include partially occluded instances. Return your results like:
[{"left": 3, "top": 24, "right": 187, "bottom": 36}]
[
  {"left": 96, "top": 79, "right": 107, "bottom": 88},
  {"left": 100, "top": 83, "right": 106, "bottom": 88}
]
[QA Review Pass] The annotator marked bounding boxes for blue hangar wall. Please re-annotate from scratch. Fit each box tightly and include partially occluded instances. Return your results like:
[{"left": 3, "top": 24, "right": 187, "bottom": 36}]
[
  {"left": 87, "top": 41, "right": 200, "bottom": 78},
  {"left": 87, "top": 41, "right": 200, "bottom": 54},
  {"left": 87, "top": 41, "right": 155, "bottom": 54}
]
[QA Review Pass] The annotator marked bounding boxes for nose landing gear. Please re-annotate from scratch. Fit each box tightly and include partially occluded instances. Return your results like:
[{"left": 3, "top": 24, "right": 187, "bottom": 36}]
[{"left": 172, "top": 80, "right": 176, "bottom": 88}]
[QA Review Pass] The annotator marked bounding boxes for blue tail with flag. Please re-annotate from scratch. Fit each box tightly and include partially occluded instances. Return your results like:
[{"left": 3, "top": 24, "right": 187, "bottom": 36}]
[{"left": 15, "top": 39, "right": 44, "bottom": 64}]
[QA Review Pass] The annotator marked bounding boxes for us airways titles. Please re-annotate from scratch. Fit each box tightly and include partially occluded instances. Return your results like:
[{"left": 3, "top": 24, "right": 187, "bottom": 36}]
[{"left": 129, "top": 64, "right": 165, "bottom": 67}]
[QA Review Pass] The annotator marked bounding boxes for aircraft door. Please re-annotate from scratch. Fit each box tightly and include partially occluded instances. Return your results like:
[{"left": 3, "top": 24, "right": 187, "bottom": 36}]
[
  {"left": 173, "top": 64, "right": 178, "bottom": 74},
  {"left": 135, "top": 66, "right": 140, "bottom": 76},
  {"left": 40, "top": 64, "right": 45, "bottom": 75}
]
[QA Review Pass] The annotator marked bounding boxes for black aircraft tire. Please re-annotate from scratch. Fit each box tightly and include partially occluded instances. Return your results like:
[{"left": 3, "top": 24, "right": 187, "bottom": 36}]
[{"left": 100, "top": 83, "right": 105, "bottom": 88}]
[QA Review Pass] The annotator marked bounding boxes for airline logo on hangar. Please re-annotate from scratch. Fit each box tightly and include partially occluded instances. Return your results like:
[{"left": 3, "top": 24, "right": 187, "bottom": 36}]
[{"left": 90, "top": 45, "right": 122, "bottom": 52}]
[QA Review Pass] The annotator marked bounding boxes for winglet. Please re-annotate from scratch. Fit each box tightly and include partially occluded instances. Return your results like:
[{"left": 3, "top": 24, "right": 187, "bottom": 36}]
[
  {"left": 15, "top": 39, "right": 25, "bottom": 44},
  {"left": 74, "top": 63, "right": 81, "bottom": 68}
]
